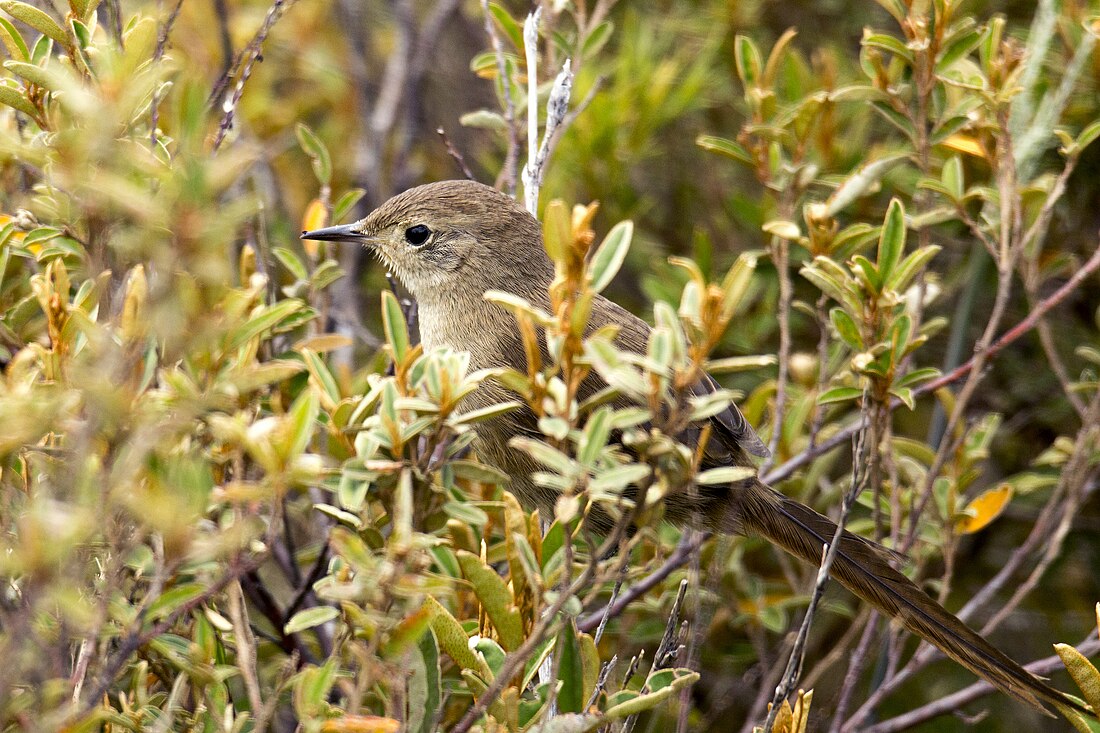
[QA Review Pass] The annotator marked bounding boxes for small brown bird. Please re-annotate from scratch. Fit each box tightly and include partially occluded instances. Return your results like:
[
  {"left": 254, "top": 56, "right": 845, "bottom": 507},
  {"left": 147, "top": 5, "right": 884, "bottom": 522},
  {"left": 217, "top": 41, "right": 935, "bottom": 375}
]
[{"left": 304, "top": 179, "right": 1089, "bottom": 717}]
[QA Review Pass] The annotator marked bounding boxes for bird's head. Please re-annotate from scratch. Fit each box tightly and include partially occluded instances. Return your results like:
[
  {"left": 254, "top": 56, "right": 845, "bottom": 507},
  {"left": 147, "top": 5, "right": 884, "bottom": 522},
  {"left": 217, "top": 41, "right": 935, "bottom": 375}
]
[{"left": 301, "top": 179, "right": 551, "bottom": 301}]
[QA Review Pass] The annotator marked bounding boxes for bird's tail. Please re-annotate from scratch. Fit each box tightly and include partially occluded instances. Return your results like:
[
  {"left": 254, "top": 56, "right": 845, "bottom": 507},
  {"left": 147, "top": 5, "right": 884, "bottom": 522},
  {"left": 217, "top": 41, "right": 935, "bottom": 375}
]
[{"left": 727, "top": 481, "right": 1091, "bottom": 716}]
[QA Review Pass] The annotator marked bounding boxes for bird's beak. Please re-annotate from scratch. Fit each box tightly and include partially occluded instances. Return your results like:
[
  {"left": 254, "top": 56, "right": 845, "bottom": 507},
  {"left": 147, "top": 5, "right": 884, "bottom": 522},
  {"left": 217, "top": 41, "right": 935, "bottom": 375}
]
[{"left": 300, "top": 223, "right": 370, "bottom": 244}]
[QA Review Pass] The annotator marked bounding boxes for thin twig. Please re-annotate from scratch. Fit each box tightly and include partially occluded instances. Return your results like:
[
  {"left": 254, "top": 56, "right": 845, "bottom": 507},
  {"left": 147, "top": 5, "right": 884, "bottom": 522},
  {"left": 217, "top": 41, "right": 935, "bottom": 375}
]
[
  {"left": 226, "top": 580, "right": 264, "bottom": 722},
  {"left": 762, "top": 234, "right": 792, "bottom": 473},
  {"left": 585, "top": 654, "right": 618, "bottom": 710},
  {"left": 481, "top": 0, "right": 519, "bottom": 194},
  {"left": 523, "top": 8, "right": 541, "bottom": 206},
  {"left": 763, "top": 422, "right": 870, "bottom": 731},
  {"left": 149, "top": 0, "right": 185, "bottom": 149},
  {"left": 520, "top": 8, "right": 574, "bottom": 215},
  {"left": 622, "top": 579, "right": 690, "bottom": 733},
  {"left": 577, "top": 532, "right": 703, "bottom": 633},
  {"left": 592, "top": 562, "right": 628, "bottom": 645},
  {"left": 436, "top": 127, "right": 476, "bottom": 181},
  {"left": 212, "top": 0, "right": 298, "bottom": 153}
]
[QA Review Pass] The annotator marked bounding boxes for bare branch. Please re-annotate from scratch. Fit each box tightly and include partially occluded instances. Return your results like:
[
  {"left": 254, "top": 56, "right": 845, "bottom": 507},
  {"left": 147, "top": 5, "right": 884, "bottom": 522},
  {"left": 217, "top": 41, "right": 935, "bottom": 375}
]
[{"left": 212, "top": 0, "right": 298, "bottom": 153}]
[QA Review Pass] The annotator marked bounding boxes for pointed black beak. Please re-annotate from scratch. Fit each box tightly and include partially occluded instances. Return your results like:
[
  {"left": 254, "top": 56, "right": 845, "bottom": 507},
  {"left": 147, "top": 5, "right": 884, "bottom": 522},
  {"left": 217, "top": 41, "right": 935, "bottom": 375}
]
[{"left": 300, "top": 223, "right": 367, "bottom": 243}]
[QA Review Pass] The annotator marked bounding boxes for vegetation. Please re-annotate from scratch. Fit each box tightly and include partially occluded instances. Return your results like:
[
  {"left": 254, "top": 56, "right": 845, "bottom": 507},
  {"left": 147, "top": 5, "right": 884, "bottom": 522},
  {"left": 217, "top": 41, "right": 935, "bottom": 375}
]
[{"left": 0, "top": 0, "right": 1098, "bottom": 731}]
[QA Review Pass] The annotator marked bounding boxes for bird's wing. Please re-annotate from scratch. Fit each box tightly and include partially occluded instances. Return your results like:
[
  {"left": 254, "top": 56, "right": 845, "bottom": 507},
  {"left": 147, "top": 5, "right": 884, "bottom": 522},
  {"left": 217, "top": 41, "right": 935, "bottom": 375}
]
[{"left": 691, "top": 372, "right": 770, "bottom": 458}]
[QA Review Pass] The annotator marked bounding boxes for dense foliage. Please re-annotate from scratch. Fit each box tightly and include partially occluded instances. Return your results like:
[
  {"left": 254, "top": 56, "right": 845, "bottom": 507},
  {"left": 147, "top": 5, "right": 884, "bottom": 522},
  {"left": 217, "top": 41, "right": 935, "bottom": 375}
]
[{"left": 0, "top": 1, "right": 1098, "bottom": 732}]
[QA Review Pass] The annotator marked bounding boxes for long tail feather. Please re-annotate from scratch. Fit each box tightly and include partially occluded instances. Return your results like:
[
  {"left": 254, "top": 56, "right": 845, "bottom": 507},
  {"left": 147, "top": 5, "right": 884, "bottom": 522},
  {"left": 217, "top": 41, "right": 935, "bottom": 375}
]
[{"left": 730, "top": 482, "right": 1090, "bottom": 716}]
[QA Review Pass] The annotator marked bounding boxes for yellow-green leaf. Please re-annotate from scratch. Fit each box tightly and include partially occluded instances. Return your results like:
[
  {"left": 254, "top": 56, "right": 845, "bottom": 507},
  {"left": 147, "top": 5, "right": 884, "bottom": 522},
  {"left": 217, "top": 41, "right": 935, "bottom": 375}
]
[
  {"left": 284, "top": 606, "right": 339, "bottom": 635},
  {"left": 381, "top": 290, "right": 408, "bottom": 364},
  {"left": 543, "top": 199, "right": 571, "bottom": 265},
  {"left": 0, "top": 17, "right": 28, "bottom": 60},
  {"left": 423, "top": 595, "right": 486, "bottom": 675},
  {"left": 0, "top": 2, "right": 67, "bottom": 46},
  {"left": 0, "top": 82, "right": 34, "bottom": 116},
  {"left": 1055, "top": 643, "right": 1100, "bottom": 712},
  {"left": 588, "top": 220, "right": 632, "bottom": 293},
  {"left": 456, "top": 550, "right": 524, "bottom": 652}
]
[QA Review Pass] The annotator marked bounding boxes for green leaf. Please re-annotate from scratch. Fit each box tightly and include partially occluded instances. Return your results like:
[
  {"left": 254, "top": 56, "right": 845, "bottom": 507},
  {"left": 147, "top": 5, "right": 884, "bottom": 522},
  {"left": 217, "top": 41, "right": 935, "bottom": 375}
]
[
  {"left": 273, "top": 246, "right": 309, "bottom": 281},
  {"left": 228, "top": 298, "right": 305, "bottom": 349},
  {"left": 734, "top": 34, "right": 761, "bottom": 88},
  {"left": 294, "top": 659, "right": 338, "bottom": 717},
  {"left": 381, "top": 289, "right": 409, "bottom": 364},
  {"left": 0, "top": 16, "right": 28, "bottom": 60},
  {"left": 424, "top": 595, "right": 487, "bottom": 675},
  {"left": 830, "top": 308, "right": 863, "bottom": 350},
  {"left": 146, "top": 583, "right": 206, "bottom": 621},
  {"left": 818, "top": 386, "right": 863, "bottom": 405},
  {"left": 1073, "top": 119, "right": 1100, "bottom": 154},
  {"left": 459, "top": 109, "right": 507, "bottom": 130},
  {"left": 542, "top": 199, "right": 571, "bottom": 265},
  {"left": 0, "top": 2, "right": 67, "bottom": 46},
  {"left": 719, "top": 252, "right": 758, "bottom": 318},
  {"left": 582, "top": 19, "right": 613, "bottom": 58},
  {"left": 456, "top": 550, "right": 524, "bottom": 652},
  {"left": 604, "top": 668, "right": 699, "bottom": 718},
  {"left": 887, "top": 245, "right": 940, "bottom": 292},
  {"left": 877, "top": 198, "right": 906, "bottom": 283},
  {"left": 556, "top": 619, "right": 585, "bottom": 714},
  {"left": 941, "top": 156, "right": 964, "bottom": 200},
  {"left": 1055, "top": 643, "right": 1100, "bottom": 712},
  {"left": 824, "top": 153, "right": 909, "bottom": 217},
  {"left": 696, "top": 135, "right": 752, "bottom": 165},
  {"left": 451, "top": 400, "right": 522, "bottom": 425},
  {"left": 295, "top": 122, "right": 331, "bottom": 185},
  {"left": 451, "top": 459, "right": 510, "bottom": 485},
  {"left": 69, "top": 19, "right": 89, "bottom": 49},
  {"left": 407, "top": 630, "right": 442, "bottom": 733},
  {"left": 70, "top": 0, "right": 102, "bottom": 22},
  {"left": 577, "top": 406, "right": 611, "bottom": 466},
  {"left": 871, "top": 101, "right": 917, "bottom": 142},
  {"left": 4, "top": 59, "right": 54, "bottom": 89},
  {"left": 895, "top": 366, "right": 940, "bottom": 389},
  {"left": 762, "top": 219, "right": 801, "bottom": 241},
  {"left": 890, "top": 386, "right": 915, "bottom": 409},
  {"left": 443, "top": 499, "right": 489, "bottom": 526},
  {"left": 287, "top": 388, "right": 319, "bottom": 458},
  {"left": 332, "top": 188, "right": 366, "bottom": 222},
  {"left": 301, "top": 348, "right": 340, "bottom": 406},
  {"left": 937, "top": 26, "right": 982, "bottom": 70},
  {"left": 284, "top": 606, "right": 339, "bottom": 635},
  {"left": 801, "top": 258, "right": 862, "bottom": 314},
  {"left": 0, "top": 82, "right": 33, "bottom": 116},
  {"left": 705, "top": 355, "right": 776, "bottom": 373},
  {"left": 588, "top": 220, "right": 633, "bottom": 293},
  {"left": 487, "top": 2, "right": 523, "bottom": 51},
  {"left": 862, "top": 32, "right": 913, "bottom": 62},
  {"left": 510, "top": 437, "right": 579, "bottom": 478},
  {"left": 589, "top": 463, "right": 650, "bottom": 493},
  {"left": 28, "top": 33, "right": 48, "bottom": 64}
]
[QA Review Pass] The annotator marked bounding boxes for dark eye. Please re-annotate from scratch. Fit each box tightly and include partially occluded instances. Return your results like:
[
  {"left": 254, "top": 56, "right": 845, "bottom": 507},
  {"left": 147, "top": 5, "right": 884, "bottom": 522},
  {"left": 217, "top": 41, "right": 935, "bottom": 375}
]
[{"left": 404, "top": 224, "right": 431, "bottom": 246}]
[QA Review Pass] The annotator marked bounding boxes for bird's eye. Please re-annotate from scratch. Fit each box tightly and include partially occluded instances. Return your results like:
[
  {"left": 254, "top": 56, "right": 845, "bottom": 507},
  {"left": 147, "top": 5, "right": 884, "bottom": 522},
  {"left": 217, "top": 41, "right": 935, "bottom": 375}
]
[{"left": 404, "top": 224, "right": 432, "bottom": 246}]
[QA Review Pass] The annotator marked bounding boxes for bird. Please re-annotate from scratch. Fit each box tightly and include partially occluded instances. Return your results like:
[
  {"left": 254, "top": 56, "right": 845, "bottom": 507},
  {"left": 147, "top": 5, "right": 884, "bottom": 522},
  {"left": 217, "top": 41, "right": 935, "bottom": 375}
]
[{"left": 302, "top": 178, "right": 1091, "bottom": 718}]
